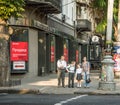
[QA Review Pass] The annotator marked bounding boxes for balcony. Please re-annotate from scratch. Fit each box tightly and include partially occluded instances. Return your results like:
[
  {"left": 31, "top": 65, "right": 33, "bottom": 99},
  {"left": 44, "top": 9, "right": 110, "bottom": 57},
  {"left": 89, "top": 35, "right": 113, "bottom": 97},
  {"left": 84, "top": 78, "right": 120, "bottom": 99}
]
[
  {"left": 25, "top": 0, "right": 61, "bottom": 13},
  {"left": 76, "top": 0, "right": 89, "bottom": 7},
  {"left": 76, "top": 19, "right": 91, "bottom": 32}
]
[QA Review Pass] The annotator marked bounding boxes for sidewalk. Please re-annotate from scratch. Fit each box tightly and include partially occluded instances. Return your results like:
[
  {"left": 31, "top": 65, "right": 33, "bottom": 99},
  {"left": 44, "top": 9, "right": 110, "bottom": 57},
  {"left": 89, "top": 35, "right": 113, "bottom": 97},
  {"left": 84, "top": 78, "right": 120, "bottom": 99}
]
[{"left": 0, "top": 73, "right": 120, "bottom": 95}]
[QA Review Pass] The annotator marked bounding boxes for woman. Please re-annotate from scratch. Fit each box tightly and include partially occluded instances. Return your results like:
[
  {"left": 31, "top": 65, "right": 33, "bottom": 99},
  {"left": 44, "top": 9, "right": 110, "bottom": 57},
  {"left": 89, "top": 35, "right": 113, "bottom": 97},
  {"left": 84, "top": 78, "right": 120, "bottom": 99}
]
[{"left": 82, "top": 56, "right": 90, "bottom": 88}]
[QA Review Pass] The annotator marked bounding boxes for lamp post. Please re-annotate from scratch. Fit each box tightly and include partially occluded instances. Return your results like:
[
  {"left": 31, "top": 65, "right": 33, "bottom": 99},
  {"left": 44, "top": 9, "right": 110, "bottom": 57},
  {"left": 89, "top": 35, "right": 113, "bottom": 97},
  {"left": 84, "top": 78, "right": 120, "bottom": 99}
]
[{"left": 99, "top": 0, "right": 116, "bottom": 91}]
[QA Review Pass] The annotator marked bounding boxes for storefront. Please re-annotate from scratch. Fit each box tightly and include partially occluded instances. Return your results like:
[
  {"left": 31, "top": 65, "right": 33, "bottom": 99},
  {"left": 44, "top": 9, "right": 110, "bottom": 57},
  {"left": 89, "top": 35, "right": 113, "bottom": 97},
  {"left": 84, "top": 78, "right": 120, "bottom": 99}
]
[
  {"left": 9, "top": 21, "right": 51, "bottom": 77},
  {"left": 9, "top": 17, "right": 80, "bottom": 77},
  {"left": 89, "top": 35, "right": 102, "bottom": 70}
]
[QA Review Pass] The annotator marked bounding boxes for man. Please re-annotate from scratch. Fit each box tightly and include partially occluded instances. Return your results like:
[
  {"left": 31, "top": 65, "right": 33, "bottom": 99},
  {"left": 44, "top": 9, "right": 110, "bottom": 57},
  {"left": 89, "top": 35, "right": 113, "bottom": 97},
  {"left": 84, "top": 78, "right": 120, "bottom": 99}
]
[{"left": 57, "top": 55, "right": 67, "bottom": 88}]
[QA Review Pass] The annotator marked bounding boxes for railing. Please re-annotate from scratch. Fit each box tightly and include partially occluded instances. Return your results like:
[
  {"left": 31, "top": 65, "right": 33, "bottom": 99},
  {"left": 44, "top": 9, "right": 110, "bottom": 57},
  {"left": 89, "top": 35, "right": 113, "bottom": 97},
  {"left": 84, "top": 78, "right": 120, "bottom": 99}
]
[
  {"left": 26, "top": 0, "right": 61, "bottom": 13},
  {"left": 76, "top": 0, "right": 89, "bottom": 6}
]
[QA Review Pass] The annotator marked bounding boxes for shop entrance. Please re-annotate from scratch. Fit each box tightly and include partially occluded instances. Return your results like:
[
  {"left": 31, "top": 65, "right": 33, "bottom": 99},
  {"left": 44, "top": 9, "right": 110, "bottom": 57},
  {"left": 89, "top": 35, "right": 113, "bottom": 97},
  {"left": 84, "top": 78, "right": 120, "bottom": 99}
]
[{"left": 38, "top": 31, "right": 47, "bottom": 76}]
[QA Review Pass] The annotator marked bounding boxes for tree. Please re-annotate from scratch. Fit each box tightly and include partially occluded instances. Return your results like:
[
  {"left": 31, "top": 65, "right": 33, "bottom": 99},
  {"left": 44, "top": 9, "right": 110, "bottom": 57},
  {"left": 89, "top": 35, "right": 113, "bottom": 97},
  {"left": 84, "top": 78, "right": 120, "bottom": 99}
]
[
  {"left": 90, "top": 0, "right": 119, "bottom": 42},
  {"left": 0, "top": 0, "right": 25, "bottom": 86},
  {"left": 117, "top": 0, "right": 120, "bottom": 41}
]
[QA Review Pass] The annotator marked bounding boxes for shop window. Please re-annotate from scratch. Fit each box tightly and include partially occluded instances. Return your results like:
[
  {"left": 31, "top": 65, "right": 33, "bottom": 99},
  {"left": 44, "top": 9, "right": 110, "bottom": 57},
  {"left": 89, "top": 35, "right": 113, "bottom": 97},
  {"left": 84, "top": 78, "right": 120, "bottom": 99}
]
[{"left": 90, "top": 45, "right": 101, "bottom": 60}]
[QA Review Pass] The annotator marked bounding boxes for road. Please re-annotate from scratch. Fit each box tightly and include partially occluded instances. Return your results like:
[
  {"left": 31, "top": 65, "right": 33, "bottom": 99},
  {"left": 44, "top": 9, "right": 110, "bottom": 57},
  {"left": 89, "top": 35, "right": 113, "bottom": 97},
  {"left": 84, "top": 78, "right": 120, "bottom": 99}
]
[{"left": 0, "top": 94, "right": 120, "bottom": 105}]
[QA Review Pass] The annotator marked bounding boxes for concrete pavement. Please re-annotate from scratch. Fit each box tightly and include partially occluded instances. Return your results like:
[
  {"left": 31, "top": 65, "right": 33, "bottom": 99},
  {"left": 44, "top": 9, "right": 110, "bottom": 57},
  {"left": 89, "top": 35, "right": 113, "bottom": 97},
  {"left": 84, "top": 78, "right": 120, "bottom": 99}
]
[{"left": 0, "top": 72, "right": 120, "bottom": 95}]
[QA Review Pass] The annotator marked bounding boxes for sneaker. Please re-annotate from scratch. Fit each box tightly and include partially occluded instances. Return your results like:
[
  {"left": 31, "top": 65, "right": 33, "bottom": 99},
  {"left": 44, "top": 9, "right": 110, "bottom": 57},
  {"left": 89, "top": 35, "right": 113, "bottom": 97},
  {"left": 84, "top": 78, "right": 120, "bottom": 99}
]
[
  {"left": 77, "top": 84, "right": 79, "bottom": 88},
  {"left": 72, "top": 86, "right": 74, "bottom": 88},
  {"left": 80, "top": 84, "right": 81, "bottom": 88}
]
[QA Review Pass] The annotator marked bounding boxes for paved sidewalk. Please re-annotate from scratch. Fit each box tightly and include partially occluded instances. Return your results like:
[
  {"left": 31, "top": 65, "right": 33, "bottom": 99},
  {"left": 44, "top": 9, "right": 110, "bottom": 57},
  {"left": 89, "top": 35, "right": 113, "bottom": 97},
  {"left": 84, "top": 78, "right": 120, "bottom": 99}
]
[{"left": 0, "top": 73, "right": 120, "bottom": 95}]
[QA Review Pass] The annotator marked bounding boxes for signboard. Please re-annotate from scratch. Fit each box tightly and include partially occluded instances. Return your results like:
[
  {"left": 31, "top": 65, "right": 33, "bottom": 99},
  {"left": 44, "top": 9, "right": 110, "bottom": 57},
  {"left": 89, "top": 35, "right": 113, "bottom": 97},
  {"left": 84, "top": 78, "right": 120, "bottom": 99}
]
[
  {"left": 76, "top": 50, "right": 79, "bottom": 63},
  {"left": 13, "top": 61, "right": 25, "bottom": 70},
  {"left": 64, "top": 48, "right": 68, "bottom": 62},
  {"left": 113, "top": 46, "right": 120, "bottom": 72},
  {"left": 10, "top": 42, "right": 28, "bottom": 61},
  {"left": 51, "top": 46, "right": 55, "bottom": 62},
  {"left": 92, "top": 36, "right": 99, "bottom": 42}
]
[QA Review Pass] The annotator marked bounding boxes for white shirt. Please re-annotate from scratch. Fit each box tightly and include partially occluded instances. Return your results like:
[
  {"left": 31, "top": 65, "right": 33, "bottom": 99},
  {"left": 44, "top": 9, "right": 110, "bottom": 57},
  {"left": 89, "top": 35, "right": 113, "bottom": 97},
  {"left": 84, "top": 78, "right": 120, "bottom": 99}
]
[
  {"left": 57, "top": 60, "right": 67, "bottom": 69},
  {"left": 76, "top": 68, "right": 82, "bottom": 74},
  {"left": 66, "top": 65, "right": 75, "bottom": 73}
]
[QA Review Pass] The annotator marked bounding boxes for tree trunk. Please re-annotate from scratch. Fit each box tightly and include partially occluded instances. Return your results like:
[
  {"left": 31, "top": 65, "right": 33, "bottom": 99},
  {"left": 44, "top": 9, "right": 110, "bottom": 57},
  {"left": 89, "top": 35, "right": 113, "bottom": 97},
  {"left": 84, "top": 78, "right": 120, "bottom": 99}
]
[
  {"left": 117, "top": 0, "right": 120, "bottom": 41},
  {"left": 0, "top": 39, "right": 10, "bottom": 86},
  {"left": 0, "top": 19, "right": 10, "bottom": 86}
]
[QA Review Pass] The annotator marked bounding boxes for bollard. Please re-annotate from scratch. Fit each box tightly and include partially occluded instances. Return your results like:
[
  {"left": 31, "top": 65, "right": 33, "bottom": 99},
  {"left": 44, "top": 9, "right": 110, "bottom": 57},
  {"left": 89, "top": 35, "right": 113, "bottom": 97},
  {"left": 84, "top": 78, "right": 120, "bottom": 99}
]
[{"left": 99, "top": 55, "right": 116, "bottom": 91}]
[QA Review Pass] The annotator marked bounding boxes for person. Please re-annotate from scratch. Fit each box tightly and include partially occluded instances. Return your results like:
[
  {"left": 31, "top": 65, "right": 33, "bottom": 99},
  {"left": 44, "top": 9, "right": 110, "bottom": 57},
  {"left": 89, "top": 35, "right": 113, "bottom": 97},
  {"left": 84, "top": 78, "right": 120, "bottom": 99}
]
[
  {"left": 82, "top": 56, "right": 90, "bottom": 88},
  {"left": 75, "top": 63, "right": 83, "bottom": 88},
  {"left": 57, "top": 55, "right": 67, "bottom": 88},
  {"left": 66, "top": 61, "right": 76, "bottom": 88}
]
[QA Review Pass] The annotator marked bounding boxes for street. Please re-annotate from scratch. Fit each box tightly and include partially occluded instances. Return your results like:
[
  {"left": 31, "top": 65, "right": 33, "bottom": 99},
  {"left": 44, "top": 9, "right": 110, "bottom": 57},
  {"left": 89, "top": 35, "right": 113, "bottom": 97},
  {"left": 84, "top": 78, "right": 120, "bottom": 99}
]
[{"left": 0, "top": 94, "right": 120, "bottom": 105}]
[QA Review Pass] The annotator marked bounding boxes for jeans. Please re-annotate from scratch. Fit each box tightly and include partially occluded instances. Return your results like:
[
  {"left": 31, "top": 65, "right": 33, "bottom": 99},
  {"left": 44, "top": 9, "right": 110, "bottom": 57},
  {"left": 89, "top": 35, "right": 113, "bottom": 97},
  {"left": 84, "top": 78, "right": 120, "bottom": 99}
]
[{"left": 83, "top": 72, "right": 90, "bottom": 87}]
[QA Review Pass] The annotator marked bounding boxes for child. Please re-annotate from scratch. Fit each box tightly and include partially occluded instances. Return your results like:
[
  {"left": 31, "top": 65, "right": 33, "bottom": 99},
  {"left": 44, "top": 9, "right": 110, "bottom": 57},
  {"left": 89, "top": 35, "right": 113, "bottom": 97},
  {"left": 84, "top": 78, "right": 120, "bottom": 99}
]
[
  {"left": 66, "top": 61, "right": 76, "bottom": 88},
  {"left": 76, "top": 63, "right": 83, "bottom": 88}
]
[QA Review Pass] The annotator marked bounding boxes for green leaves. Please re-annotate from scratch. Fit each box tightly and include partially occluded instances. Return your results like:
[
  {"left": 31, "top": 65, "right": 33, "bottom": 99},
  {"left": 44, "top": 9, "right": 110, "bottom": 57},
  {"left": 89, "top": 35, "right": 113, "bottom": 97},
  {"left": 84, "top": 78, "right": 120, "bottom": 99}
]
[
  {"left": 96, "top": 19, "right": 107, "bottom": 34},
  {"left": 0, "top": 0, "right": 25, "bottom": 21},
  {"left": 90, "top": 0, "right": 119, "bottom": 35}
]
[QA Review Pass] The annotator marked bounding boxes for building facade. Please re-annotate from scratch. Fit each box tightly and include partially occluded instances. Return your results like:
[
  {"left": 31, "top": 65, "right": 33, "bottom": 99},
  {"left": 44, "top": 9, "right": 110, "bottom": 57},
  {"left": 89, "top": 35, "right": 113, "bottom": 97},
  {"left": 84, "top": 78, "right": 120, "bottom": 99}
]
[
  {"left": 47, "top": 0, "right": 79, "bottom": 72},
  {"left": 9, "top": 0, "right": 102, "bottom": 79},
  {"left": 75, "top": 0, "right": 103, "bottom": 70},
  {"left": 9, "top": 0, "right": 63, "bottom": 78}
]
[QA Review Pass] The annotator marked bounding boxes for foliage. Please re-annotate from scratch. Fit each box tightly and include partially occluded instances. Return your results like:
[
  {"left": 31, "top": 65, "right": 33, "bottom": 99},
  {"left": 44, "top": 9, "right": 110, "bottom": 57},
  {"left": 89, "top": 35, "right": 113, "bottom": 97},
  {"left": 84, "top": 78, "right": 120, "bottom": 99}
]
[
  {"left": 90, "top": 0, "right": 119, "bottom": 38},
  {"left": 0, "top": 0, "right": 25, "bottom": 21}
]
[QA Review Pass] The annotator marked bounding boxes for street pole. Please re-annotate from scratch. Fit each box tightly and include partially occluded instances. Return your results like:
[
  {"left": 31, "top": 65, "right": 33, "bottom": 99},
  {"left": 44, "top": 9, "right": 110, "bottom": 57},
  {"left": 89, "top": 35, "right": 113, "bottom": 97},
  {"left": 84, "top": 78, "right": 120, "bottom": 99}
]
[{"left": 99, "top": 0, "right": 116, "bottom": 91}]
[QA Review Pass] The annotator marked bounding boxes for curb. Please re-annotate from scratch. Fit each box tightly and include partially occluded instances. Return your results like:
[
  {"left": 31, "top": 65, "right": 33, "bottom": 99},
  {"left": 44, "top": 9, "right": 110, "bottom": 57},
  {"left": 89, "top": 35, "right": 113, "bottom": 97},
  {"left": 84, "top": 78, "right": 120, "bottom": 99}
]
[
  {"left": 0, "top": 88, "right": 40, "bottom": 94},
  {"left": 0, "top": 88, "right": 120, "bottom": 95},
  {"left": 74, "top": 91, "right": 120, "bottom": 95}
]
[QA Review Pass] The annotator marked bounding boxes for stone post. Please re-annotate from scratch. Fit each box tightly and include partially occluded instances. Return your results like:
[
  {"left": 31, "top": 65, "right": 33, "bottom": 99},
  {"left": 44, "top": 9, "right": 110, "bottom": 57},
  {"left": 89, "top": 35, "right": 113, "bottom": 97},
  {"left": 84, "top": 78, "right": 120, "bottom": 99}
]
[{"left": 99, "top": 55, "right": 116, "bottom": 90}]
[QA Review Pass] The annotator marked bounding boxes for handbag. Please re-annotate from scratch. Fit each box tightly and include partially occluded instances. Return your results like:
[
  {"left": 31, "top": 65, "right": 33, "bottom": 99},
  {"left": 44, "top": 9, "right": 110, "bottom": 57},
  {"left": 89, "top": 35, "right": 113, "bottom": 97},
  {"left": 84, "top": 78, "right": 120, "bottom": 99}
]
[{"left": 86, "top": 78, "right": 91, "bottom": 83}]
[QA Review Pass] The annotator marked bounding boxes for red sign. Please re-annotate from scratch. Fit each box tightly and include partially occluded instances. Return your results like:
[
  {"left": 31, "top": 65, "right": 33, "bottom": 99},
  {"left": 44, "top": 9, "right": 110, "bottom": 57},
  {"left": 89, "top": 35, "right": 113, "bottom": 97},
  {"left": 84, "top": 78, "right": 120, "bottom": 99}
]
[
  {"left": 10, "top": 42, "right": 28, "bottom": 61},
  {"left": 76, "top": 50, "right": 79, "bottom": 63},
  {"left": 113, "top": 53, "right": 120, "bottom": 71},
  {"left": 64, "top": 48, "right": 68, "bottom": 62},
  {"left": 51, "top": 46, "right": 55, "bottom": 62}
]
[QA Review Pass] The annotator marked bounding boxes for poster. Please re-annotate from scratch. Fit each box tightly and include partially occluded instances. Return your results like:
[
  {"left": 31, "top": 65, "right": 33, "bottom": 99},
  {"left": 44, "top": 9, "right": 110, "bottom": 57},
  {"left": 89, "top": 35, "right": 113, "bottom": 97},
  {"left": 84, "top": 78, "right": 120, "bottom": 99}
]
[
  {"left": 113, "top": 46, "right": 120, "bottom": 71},
  {"left": 76, "top": 50, "right": 79, "bottom": 63},
  {"left": 64, "top": 48, "right": 68, "bottom": 62},
  {"left": 51, "top": 46, "right": 55, "bottom": 62},
  {"left": 10, "top": 42, "right": 28, "bottom": 61}
]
